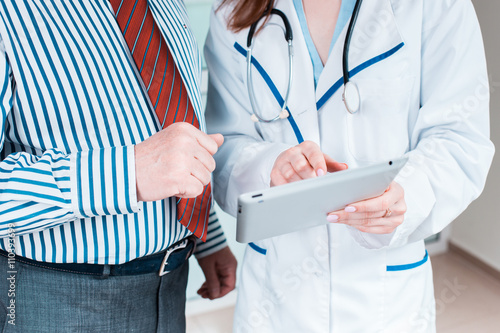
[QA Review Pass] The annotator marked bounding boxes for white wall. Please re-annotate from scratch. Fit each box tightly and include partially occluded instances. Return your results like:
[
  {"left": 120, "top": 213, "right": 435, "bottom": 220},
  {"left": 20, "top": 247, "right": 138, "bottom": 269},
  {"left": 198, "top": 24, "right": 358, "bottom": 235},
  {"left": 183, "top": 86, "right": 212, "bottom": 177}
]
[
  {"left": 182, "top": 0, "right": 247, "bottom": 306},
  {"left": 449, "top": 0, "right": 500, "bottom": 271}
]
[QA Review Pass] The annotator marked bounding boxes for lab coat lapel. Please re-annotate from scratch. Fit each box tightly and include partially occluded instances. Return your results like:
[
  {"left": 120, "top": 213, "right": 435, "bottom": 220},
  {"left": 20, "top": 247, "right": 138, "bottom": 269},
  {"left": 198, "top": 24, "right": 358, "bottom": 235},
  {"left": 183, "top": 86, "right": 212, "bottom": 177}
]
[
  {"left": 147, "top": 0, "right": 205, "bottom": 129},
  {"left": 317, "top": 0, "right": 405, "bottom": 106}
]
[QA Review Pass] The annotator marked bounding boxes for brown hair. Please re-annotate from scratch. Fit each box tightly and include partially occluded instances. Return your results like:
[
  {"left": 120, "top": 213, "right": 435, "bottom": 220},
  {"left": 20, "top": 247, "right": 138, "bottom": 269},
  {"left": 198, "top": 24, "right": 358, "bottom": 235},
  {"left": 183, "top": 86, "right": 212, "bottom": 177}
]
[{"left": 220, "top": 0, "right": 275, "bottom": 32}]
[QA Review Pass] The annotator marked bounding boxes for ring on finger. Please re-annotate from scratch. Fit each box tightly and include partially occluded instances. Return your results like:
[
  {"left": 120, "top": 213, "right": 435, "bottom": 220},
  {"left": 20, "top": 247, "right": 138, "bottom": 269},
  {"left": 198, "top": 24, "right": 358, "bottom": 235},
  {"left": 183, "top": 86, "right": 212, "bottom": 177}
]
[{"left": 382, "top": 208, "right": 392, "bottom": 218}]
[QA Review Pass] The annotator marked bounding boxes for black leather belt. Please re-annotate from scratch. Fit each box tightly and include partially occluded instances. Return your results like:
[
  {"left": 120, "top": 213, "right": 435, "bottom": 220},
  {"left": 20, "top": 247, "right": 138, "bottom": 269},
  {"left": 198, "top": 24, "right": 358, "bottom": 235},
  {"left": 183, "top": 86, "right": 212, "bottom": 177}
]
[{"left": 0, "top": 236, "right": 196, "bottom": 277}]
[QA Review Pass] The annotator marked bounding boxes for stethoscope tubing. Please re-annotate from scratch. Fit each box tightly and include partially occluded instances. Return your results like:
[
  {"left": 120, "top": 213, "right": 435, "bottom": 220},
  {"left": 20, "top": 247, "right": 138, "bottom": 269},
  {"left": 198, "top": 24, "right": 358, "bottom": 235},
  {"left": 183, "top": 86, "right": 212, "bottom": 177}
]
[
  {"left": 246, "top": 9, "right": 293, "bottom": 49},
  {"left": 342, "top": 0, "right": 363, "bottom": 114},
  {"left": 247, "top": 0, "right": 363, "bottom": 122},
  {"left": 343, "top": 0, "right": 363, "bottom": 85},
  {"left": 247, "top": 9, "right": 293, "bottom": 123}
]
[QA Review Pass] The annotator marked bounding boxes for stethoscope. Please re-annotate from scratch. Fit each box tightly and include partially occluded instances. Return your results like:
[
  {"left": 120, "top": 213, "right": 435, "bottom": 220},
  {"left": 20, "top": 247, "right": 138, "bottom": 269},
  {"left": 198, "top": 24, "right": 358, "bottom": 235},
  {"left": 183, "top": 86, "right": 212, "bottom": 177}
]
[{"left": 246, "top": 0, "right": 363, "bottom": 123}]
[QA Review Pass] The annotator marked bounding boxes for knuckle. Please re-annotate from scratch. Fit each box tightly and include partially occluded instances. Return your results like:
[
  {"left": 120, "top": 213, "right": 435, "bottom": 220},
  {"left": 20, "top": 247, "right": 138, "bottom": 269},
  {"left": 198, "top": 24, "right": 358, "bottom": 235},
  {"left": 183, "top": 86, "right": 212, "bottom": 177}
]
[
  {"left": 199, "top": 170, "right": 211, "bottom": 186},
  {"left": 366, "top": 211, "right": 377, "bottom": 219},
  {"left": 175, "top": 132, "right": 191, "bottom": 146},
  {"left": 356, "top": 203, "right": 366, "bottom": 212},
  {"left": 310, "top": 156, "right": 325, "bottom": 170},
  {"left": 310, "top": 150, "right": 323, "bottom": 161},
  {"left": 196, "top": 183, "right": 204, "bottom": 196},
  {"left": 356, "top": 226, "right": 368, "bottom": 233},
  {"left": 380, "top": 198, "right": 390, "bottom": 210},
  {"left": 272, "top": 178, "right": 285, "bottom": 186},
  {"left": 283, "top": 168, "right": 295, "bottom": 180},
  {"left": 385, "top": 227, "right": 396, "bottom": 234},
  {"left": 401, "top": 201, "right": 407, "bottom": 213},
  {"left": 360, "top": 219, "right": 370, "bottom": 226},
  {"left": 190, "top": 181, "right": 203, "bottom": 195},
  {"left": 169, "top": 122, "right": 184, "bottom": 135},
  {"left": 394, "top": 208, "right": 405, "bottom": 216},
  {"left": 302, "top": 140, "right": 317, "bottom": 149},
  {"left": 393, "top": 203, "right": 407, "bottom": 216},
  {"left": 169, "top": 178, "right": 182, "bottom": 195},
  {"left": 208, "top": 139, "right": 219, "bottom": 155},
  {"left": 287, "top": 147, "right": 298, "bottom": 156},
  {"left": 294, "top": 159, "right": 308, "bottom": 172},
  {"left": 299, "top": 141, "right": 310, "bottom": 148},
  {"left": 395, "top": 216, "right": 404, "bottom": 226},
  {"left": 208, "top": 158, "right": 216, "bottom": 172},
  {"left": 176, "top": 122, "right": 190, "bottom": 130}
]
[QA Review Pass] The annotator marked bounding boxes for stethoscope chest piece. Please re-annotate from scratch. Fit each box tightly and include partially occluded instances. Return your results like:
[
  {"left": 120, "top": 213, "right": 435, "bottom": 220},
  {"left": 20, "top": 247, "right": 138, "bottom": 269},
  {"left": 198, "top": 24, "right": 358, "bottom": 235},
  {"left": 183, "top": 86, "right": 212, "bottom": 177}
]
[{"left": 343, "top": 81, "right": 360, "bottom": 114}]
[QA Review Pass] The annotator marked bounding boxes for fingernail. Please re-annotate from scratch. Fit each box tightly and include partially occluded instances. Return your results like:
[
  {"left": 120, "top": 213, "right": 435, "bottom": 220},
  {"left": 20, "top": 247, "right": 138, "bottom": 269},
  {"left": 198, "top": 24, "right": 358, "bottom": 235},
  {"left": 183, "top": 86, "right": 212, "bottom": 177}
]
[
  {"left": 317, "top": 169, "right": 325, "bottom": 177},
  {"left": 327, "top": 215, "right": 339, "bottom": 222},
  {"left": 345, "top": 206, "right": 356, "bottom": 213},
  {"left": 343, "top": 163, "right": 349, "bottom": 169}
]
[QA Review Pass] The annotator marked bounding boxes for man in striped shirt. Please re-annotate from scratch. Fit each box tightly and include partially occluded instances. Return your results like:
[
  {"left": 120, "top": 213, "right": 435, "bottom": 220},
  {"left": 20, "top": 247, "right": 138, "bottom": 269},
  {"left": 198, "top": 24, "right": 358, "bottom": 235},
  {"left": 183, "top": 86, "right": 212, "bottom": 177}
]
[{"left": 0, "top": 0, "right": 236, "bottom": 331}]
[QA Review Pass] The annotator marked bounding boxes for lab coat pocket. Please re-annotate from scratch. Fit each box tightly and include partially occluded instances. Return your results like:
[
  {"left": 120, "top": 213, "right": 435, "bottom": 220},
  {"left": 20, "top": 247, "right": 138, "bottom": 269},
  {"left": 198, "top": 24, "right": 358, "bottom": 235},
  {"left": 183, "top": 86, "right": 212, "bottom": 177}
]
[
  {"left": 346, "top": 77, "right": 414, "bottom": 163},
  {"left": 242, "top": 239, "right": 269, "bottom": 284},
  {"left": 383, "top": 243, "right": 435, "bottom": 332},
  {"left": 235, "top": 240, "right": 273, "bottom": 332}
]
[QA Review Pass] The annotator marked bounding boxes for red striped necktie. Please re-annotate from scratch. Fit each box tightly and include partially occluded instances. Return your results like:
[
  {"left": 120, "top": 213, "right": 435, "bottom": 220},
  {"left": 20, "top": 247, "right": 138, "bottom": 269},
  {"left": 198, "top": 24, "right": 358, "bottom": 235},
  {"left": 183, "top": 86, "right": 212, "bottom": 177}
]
[{"left": 110, "top": 0, "right": 210, "bottom": 241}]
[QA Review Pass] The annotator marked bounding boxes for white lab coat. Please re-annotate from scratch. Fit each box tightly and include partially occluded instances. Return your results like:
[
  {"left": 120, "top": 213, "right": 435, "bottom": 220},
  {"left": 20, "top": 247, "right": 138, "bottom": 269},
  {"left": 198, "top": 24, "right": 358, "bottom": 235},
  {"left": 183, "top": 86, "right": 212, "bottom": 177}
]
[{"left": 204, "top": 0, "right": 494, "bottom": 332}]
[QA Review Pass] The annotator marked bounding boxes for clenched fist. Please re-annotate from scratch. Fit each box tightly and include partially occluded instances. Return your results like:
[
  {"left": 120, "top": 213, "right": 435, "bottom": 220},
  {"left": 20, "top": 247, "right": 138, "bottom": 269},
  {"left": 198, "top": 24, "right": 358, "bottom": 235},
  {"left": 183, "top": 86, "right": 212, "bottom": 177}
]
[{"left": 135, "top": 122, "right": 224, "bottom": 202}]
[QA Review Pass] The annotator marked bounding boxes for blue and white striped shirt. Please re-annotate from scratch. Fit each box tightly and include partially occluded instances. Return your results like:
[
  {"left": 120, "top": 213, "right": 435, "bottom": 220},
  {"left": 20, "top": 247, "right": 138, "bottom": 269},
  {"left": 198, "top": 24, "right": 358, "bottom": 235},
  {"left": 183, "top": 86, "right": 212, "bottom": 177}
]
[{"left": 0, "top": 0, "right": 226, "bottom": 264}]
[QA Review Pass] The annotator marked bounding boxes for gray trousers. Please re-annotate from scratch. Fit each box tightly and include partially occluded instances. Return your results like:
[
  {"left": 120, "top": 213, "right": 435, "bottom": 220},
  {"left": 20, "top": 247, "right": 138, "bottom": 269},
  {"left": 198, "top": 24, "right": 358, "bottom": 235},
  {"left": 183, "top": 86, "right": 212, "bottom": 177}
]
[{"left": 0, "top": 254, "right": 189, "bottom": 332}]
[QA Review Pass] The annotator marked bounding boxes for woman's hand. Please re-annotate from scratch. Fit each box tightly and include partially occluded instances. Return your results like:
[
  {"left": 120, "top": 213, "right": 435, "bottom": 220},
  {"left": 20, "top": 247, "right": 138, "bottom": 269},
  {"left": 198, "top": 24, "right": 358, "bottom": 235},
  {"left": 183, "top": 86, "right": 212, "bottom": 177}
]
[
  {"left": 270, "top": 141, "right": 347, "bottom": 186},
  {"left": 327, "top": 181, "right": 406, "bottom": 234}
]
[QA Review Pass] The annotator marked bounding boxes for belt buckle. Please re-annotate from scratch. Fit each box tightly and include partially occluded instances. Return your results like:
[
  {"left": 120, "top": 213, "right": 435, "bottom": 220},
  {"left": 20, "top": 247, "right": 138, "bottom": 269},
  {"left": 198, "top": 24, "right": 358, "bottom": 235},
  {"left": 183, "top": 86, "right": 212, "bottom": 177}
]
[{"left": 158, "top": 238, "right": 193, "bottom": 276}]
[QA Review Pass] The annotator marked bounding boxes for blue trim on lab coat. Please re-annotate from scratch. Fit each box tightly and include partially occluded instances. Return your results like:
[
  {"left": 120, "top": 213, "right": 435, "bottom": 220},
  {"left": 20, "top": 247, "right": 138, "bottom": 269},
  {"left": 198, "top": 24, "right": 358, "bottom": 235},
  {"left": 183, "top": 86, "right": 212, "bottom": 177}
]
[
  {"left": 387, "top": 250, "right": 429, "bottom": 271},
  {"left": 249, "top": 242, "right": 267, "bottom": 255},
  {"left": 316, "top": 42, "right": 405, "bottom": 110}
]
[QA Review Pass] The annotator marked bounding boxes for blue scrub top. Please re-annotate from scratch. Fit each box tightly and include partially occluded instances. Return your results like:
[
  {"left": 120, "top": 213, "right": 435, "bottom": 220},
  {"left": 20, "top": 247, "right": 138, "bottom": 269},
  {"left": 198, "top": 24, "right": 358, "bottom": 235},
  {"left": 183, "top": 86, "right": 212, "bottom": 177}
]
[{"left": 292, "top": 0, "right": 356, "bottom": 86}]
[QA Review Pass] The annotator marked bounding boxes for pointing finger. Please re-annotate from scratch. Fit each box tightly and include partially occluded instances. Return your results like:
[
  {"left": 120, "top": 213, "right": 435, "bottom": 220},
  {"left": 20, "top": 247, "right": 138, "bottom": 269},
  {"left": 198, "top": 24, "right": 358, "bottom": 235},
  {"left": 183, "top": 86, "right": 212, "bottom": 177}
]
[
  {"left": 324, "top": 154, "right": 348, "bottom": 173},
  {"left": 301, "top": 141, "right": 327, "bottom": 176}
]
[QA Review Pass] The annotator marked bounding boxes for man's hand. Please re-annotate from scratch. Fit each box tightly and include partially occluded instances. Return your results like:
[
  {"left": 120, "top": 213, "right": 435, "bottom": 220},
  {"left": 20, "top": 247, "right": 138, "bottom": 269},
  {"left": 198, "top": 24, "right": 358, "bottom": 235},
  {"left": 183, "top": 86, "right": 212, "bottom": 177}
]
[
  {"left": 135, "top": 123, "right": 223, "bottom": 202},
  {"left": 270, "top": 141, "right": 348, "bottom": 186},
  {"left": 197, "top": 246, "right": 237, "bottom": 300}
]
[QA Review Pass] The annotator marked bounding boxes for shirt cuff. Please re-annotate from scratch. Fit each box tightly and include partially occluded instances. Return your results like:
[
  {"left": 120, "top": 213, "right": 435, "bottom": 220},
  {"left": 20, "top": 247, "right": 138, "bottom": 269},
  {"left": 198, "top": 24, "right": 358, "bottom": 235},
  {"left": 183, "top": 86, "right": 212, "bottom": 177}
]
[
  {"left": 70, "top": 145, "right": 139, "bottom": 218},
  {"left": 194, "top": 209, "right": 227, "bottom": 259}
]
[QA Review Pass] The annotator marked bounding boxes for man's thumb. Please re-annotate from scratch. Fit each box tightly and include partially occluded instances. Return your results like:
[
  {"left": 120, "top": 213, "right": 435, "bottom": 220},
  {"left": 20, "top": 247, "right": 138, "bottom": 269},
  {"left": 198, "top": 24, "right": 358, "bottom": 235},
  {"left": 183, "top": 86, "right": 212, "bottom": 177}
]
[
  {"left": 209, "top": 133, "right": 224, "bottom": 148},
  {"left": 202, "top": 263, "right": 221, "bottom": 299}
]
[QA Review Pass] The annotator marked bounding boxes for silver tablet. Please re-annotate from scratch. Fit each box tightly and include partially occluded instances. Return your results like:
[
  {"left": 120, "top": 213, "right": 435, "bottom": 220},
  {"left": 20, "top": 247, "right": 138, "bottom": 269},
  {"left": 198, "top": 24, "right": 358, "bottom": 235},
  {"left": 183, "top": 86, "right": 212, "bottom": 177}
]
[{"left": 236, "top": 157, "right": 408, "bottom": 243}]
